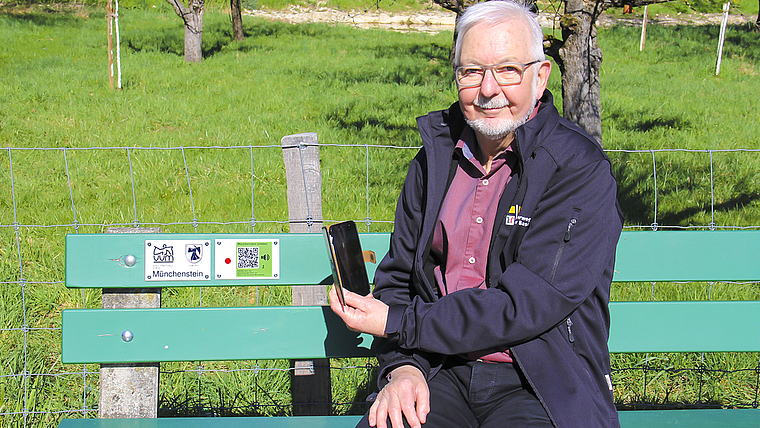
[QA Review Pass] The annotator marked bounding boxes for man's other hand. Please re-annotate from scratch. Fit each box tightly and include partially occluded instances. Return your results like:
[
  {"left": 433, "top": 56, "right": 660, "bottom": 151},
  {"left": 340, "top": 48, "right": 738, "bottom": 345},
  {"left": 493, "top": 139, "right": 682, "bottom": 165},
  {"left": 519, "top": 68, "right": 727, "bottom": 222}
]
[
  {"left": 329, "top": 286, "right": 389, "bottom": 338},
  {"left": 370, "top": 365, "right": 430, "bottom": 428}
]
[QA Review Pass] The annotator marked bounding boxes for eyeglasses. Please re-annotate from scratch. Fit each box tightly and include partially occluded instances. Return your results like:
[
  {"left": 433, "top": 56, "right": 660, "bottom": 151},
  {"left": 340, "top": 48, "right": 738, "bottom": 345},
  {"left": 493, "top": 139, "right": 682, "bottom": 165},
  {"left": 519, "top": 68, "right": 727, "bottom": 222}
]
[{"left": 454, "top": 60, "right": 541, "bottom": 89}]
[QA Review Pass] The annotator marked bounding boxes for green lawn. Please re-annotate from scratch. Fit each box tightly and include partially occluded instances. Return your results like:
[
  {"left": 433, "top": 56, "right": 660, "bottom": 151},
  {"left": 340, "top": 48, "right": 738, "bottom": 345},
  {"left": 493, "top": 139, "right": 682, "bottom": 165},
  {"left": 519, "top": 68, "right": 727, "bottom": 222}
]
[{"left": 0, "top": 3, "right": 759, "bottom": 425}]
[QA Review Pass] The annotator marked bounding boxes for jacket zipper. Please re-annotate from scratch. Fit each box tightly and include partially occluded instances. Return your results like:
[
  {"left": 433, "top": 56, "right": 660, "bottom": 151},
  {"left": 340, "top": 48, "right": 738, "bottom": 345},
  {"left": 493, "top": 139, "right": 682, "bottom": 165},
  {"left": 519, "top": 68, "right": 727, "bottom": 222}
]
[
  {"left": 566, "top": 317, "right": 576, "bottom": 350},
  {"left": 563, "top": 217, "right": 577, "bottom": 242},
  {"left": 549, "top": 210, "right": 579, "bottom": 284}
]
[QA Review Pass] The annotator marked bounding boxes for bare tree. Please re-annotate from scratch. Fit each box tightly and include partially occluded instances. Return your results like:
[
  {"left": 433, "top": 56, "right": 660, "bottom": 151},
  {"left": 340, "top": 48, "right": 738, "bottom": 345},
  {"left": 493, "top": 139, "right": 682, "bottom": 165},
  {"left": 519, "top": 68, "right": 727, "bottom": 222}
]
[
  {"left": 231, "top": 0, "right": 245, "bottom": 41},
  {"left": 166, "top": 0, "right": 205, "bottom": 62},
  {"left": 543, "top": 0, "right": 671, "bottom": 143},
  {"left": 544, "top": 0, "right": 606, "bottom": 142}
]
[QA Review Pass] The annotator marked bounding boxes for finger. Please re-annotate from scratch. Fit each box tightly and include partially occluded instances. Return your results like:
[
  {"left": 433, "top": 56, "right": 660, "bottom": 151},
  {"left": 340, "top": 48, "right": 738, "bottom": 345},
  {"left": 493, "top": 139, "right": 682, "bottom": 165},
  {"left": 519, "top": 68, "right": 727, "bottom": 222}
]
[
  {"left": 370, "top": 393, "right": 388, "bottom": 428},
  {"left": 386, "top": 392, "right": 407, "bottom": 428},
  {"left": 328, "top": 286, "right": 345, "bottom": 314},
  {"left": 415, "top": 379, "right": 430, "bottom": 424},
  {"left": 340, "top": 288, "right": 364, "bottom": 308},
  {"left": 396, "top": 382, "right": 422, "bottom": 428}
]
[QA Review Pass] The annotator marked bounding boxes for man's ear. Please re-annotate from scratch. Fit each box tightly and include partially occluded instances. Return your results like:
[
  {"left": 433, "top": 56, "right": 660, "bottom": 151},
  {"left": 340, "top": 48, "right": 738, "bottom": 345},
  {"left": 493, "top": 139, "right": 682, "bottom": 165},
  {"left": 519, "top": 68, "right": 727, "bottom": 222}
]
[{"left": 535, "top": 60, "right": 552, "bottom": 100}]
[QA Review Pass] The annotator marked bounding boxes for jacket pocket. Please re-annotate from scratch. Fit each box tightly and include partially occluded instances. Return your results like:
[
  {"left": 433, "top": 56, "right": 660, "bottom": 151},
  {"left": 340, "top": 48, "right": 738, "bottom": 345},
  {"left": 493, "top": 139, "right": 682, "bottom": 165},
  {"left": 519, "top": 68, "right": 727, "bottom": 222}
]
[{"left": 549, "top": 208, "right": 581, "bottom": 284}]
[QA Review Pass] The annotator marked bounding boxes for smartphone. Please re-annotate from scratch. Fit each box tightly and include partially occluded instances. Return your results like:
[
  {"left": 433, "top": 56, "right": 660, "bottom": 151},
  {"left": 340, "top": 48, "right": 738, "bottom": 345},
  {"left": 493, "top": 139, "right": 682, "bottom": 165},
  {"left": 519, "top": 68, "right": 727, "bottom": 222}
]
[{"left": 323, "top": 221, "right": 371, "bottom": 307}]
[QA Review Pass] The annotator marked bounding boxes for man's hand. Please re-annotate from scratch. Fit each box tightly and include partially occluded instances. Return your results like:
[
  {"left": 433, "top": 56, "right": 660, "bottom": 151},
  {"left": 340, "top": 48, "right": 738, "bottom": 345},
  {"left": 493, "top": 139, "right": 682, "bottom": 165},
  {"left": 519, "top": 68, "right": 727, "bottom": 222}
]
[
  {"left": 370, "top": 365, "right": 430, "bottom": 428},
  {"left": 329, "top": 286, "right": 389, "bottom": 338}
]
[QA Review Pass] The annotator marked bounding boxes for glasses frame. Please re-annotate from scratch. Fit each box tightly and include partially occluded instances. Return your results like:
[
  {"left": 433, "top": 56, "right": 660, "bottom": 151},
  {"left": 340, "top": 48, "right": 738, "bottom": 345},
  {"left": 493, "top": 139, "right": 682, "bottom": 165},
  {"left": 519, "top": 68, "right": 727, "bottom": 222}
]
[{"left": 454, "top": 60, "right": 542, "bottom": 89}]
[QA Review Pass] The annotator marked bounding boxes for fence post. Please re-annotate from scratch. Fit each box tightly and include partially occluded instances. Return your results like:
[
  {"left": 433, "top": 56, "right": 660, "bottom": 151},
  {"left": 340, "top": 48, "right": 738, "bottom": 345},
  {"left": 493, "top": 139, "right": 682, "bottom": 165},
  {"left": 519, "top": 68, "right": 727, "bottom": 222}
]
[
  {"left": 98, "top": 226, "right": 162, "bottom": 418},
  {"left": 281, "top": 133, "right": 332, "bottom": 416},
  {"left": 640, "top": 5, "right": 648, "bottom": 52},
  {"left": 716, "top": 2, "right": 730, "bottom": 76}
]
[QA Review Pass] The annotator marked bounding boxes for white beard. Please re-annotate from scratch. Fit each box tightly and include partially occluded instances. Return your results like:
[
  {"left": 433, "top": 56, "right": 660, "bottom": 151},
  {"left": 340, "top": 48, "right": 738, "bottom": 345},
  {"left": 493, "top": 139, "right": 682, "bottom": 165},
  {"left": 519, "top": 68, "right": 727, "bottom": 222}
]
[{"left": 466, "top": 81, "right": 539, "bottom": 140}]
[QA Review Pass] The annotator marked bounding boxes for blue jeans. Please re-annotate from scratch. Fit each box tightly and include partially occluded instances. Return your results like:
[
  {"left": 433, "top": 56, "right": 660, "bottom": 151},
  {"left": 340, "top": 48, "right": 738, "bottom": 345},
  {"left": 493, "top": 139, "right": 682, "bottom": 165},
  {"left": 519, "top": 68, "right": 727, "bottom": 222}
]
[{"left": 356, "top": 359, "right": 553, "bottom": 428}]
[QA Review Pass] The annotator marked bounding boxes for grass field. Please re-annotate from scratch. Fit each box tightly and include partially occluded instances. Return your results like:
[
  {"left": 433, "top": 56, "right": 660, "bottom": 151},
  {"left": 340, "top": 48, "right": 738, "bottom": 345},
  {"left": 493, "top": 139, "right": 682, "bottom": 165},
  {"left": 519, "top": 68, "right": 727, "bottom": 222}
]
[{"left": 1, "top": 2, "right": 759, "bottom": 426}]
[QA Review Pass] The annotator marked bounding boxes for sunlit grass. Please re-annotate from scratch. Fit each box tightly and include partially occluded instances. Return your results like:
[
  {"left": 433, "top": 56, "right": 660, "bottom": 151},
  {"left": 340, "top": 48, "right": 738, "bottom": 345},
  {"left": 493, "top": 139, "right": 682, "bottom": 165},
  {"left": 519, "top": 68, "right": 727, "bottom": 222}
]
[{"left": 1, "top": 4, "right": 759, "bottom": 425}]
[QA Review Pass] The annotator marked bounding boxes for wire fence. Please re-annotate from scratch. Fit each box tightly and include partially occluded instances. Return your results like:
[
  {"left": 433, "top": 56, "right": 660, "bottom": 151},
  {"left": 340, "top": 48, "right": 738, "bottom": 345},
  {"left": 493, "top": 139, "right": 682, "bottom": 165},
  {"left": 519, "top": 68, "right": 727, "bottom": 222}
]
[{"left": 1, "top": 144, "right": 760, "bottom": 426}]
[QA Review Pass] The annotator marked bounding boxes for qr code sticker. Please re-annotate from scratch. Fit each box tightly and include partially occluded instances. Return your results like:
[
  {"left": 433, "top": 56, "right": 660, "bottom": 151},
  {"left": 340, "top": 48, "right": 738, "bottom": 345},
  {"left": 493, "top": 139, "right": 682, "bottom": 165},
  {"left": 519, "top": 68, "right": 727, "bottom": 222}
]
[{"left": 237, "top": 246, "right": 259, "bottom": 269}]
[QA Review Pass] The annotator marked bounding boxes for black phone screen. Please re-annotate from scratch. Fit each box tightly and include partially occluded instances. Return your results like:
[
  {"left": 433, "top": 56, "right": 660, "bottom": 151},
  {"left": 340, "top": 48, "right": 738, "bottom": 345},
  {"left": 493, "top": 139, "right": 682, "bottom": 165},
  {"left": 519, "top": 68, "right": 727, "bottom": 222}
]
[{"left": 326, "top": 221, "right": 371, "bottom": 298}]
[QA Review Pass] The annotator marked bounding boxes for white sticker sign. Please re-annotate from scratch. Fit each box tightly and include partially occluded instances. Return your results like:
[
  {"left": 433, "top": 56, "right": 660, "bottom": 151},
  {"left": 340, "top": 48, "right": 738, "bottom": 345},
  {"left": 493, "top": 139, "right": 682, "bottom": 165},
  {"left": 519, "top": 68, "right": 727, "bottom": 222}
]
[
  {"left": 214, "top": 239, "right": 280, "bottom": 280},
  {"left": 145, "top": 240, "right": 212, "bottom": 281}
]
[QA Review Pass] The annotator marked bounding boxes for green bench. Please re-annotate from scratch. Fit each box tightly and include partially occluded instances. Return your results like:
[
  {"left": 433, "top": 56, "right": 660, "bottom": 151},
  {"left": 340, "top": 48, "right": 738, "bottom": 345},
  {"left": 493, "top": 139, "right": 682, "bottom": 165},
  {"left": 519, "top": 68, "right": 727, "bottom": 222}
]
[{"left": 59, "top": 230, "right": 760, "bottom": 427}]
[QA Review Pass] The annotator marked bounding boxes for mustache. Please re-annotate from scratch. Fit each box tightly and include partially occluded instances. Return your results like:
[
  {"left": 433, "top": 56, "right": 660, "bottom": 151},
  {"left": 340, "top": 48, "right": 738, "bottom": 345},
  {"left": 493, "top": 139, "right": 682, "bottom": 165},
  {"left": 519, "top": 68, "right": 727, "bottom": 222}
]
[{"left": 473, "top": 97, "right": 510, "bottom": 109}]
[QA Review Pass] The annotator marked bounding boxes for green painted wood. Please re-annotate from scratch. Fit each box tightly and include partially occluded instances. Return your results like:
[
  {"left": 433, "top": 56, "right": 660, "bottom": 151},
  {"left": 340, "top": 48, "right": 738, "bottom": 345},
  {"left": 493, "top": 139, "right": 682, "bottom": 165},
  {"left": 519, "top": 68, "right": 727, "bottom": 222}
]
[
  {"left": 608, "top": 301, "right": 760, "bottom": 353},
  {"left": 62, "top": 306, "right": 374, "bottom": 364},
  {"left": 65, "top": 233, "right": 390, "bottom": 288},
  {"left": 63, "top": 301, "right": 760, "bottom": 364},
  {"left": 612, "top": 230, "right": 760, "bottom": 282},
  {"left": 66, "top": 231, "right": 760, "bottom": 288},
  {"left": 617, "top": 409, "right": 760, "bottom": 427},
  {"left": 56, "top": 409, "right": 760, "bottom": 428},
  {"left": 58, "top": 416, "right": 363, "bottom": 428}
]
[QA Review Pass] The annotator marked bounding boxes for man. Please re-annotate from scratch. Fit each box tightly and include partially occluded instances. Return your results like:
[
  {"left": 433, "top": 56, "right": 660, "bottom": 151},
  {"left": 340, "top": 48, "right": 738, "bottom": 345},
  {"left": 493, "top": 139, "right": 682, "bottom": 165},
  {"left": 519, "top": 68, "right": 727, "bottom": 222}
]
[{"left": 330, "top": 1, "right": 623, "bottom": 427}]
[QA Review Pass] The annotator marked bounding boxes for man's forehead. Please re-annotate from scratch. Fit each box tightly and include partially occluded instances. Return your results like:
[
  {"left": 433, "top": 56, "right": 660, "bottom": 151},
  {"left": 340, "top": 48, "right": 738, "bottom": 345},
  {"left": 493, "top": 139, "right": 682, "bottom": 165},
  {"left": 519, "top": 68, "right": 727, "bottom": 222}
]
[{"left": 459, "top": 22, "right": 531, "bottom": 65}]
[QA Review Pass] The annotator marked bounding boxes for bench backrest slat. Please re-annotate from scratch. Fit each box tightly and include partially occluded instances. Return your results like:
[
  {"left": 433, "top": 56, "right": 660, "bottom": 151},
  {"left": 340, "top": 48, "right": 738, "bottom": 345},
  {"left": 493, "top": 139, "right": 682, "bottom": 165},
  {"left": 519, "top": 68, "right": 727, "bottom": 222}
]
[
  {"left": 608, "top": 301, "right": 760, "bottom": 353},
  {"left": 65, "top": 233, "right": 391, "bottom": 288},
  {"left": 62, "top": 306, "right": 374, "bottom": 364},
  {"left": 612, "top": 230, "right": 760, "bottom": 282},
  {"left": 61, "top": 300, "right": 760, "bottom": 364},
  {"left": 65, "top": 231, "right": 760, "bottom": 288}
]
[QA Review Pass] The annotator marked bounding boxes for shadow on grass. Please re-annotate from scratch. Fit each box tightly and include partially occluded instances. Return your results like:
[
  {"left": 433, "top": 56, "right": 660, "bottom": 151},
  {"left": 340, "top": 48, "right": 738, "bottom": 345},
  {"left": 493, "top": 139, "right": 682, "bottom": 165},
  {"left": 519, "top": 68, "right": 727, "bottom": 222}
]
[
  {"left": 612, "top": 152, "right": 760, "bottom": 227},
  {"left": 122, "top": 18, "right": 292, "bottom": 59},
  {"left": 606, "top": 110, "right": 691, "bottom": 133},
  {"left": 159, "top": 382, "right": 291, "bottom": 417},
  {"left": 0, "top": 5, "right": 98, "bottom": 26}
]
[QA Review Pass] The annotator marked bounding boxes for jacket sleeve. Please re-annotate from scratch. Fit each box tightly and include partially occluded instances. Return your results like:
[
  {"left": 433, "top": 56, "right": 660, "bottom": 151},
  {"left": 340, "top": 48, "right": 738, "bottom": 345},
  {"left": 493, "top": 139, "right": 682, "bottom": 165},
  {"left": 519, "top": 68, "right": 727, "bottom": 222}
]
[
  {"left": 383, "top": 155, "right": 622, "bottom": 356},
  {"left": 370, "top": 148, "right": 437, "bottom": 382}
]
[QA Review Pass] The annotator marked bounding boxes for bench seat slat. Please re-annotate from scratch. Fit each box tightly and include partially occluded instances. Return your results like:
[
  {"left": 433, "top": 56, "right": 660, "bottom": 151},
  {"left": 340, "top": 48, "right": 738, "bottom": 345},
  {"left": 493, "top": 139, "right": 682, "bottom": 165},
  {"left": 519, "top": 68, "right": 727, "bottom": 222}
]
[
  {"left": 61, "top": 306, "right": 374, "bottom": 364},
  {"left": 57, "top": 409, "right": 760, "bottom": 427},
  {"left": 58, "top": 416, "right": 363, "bottom": 428},
  {"left": 617, "top": 408, "right": 760, "bottom": 427}
]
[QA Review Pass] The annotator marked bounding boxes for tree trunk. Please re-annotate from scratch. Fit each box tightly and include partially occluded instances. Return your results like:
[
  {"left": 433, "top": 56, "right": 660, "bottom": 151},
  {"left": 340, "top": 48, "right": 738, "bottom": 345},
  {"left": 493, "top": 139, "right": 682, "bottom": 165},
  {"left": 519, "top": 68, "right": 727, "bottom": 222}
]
[
  {"left": 166, "top": 0, "right": 205, "bottom": 63},
  {"left": 231, "top": 0, "right": 245, "bottom": 41},
  {"left": 557, "top": 0, "right": 604, "bottom": 144},
  {"left": 756, "top": 0, "right": 759, "bottom": 32}
]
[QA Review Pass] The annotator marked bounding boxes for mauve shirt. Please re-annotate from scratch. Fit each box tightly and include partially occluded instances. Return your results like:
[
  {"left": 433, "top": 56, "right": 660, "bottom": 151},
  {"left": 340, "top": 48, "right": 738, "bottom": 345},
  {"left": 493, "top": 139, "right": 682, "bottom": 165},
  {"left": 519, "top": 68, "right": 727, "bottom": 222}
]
[{"left": 431, "top": 127, "right": 517, "bottom": 363}]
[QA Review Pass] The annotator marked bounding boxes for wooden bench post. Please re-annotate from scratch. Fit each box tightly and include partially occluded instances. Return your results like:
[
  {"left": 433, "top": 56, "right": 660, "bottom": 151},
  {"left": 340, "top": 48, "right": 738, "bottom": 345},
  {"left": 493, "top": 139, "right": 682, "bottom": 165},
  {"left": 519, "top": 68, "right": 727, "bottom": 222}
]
[
  {"left": 98, "top": 226, "right": 161, "bottom": 418},
  {"left": 281, "top": 133, "right": 332, "bottom": 416}
]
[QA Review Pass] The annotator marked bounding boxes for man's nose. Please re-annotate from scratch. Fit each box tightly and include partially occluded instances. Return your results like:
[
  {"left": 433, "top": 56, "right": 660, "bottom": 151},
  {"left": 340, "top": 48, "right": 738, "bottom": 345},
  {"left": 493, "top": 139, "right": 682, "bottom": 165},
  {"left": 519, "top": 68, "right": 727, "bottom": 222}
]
[{"left": 479, "top": 68, "right": 502, "bottom": 98}]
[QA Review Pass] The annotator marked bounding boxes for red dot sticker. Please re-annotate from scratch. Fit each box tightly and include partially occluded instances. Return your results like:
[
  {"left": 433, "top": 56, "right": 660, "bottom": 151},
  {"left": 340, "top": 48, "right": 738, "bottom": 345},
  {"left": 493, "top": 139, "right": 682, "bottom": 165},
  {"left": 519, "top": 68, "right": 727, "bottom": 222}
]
[{"left": 225, "top": 258, "right": 232, "bottom": 264}]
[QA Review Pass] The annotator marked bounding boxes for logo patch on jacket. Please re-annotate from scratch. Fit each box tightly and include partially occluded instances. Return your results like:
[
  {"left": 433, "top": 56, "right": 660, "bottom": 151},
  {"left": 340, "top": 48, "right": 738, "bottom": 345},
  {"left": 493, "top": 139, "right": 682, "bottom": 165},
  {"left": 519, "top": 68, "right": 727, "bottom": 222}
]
[{"left": 506, "top": 205, "right": 531, "bottom": 227}]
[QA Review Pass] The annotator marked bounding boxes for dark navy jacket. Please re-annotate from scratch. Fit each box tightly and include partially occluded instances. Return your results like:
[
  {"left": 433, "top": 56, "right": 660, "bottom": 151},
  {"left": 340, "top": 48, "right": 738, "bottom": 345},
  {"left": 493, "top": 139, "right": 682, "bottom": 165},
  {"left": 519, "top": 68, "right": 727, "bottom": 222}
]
[{"left": 373, "top": 91, "right": 623, "bottom": 428}]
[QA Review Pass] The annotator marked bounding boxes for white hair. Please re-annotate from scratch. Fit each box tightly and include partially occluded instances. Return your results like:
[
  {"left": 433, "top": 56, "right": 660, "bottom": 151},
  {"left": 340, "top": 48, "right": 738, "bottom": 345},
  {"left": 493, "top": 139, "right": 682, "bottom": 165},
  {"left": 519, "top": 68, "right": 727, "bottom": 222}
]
[{"left": 454, "top": 1, "right": 545, "bottom": 66}]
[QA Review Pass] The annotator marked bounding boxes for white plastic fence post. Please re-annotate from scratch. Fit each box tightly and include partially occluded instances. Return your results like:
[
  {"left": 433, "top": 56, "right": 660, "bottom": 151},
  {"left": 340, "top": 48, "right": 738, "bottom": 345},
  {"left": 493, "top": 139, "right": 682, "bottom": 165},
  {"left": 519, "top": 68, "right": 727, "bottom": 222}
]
[
  {"left": 715, "top": 2, "right": 730, "bottom": 76},
  {"left": 640, "top": 5, "right": 648, "bottom": 52}
]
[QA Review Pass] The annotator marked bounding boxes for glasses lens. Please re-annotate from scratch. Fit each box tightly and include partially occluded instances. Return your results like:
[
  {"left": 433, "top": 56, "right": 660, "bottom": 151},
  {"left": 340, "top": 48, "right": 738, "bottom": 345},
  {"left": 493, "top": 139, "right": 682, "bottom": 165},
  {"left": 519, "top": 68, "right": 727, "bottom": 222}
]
[
  {"left": 456, "top": 66, "right": 485, "bottom": 87},
  {"left": 493, "top": 64, "right": 523, "bottom": 85}
]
